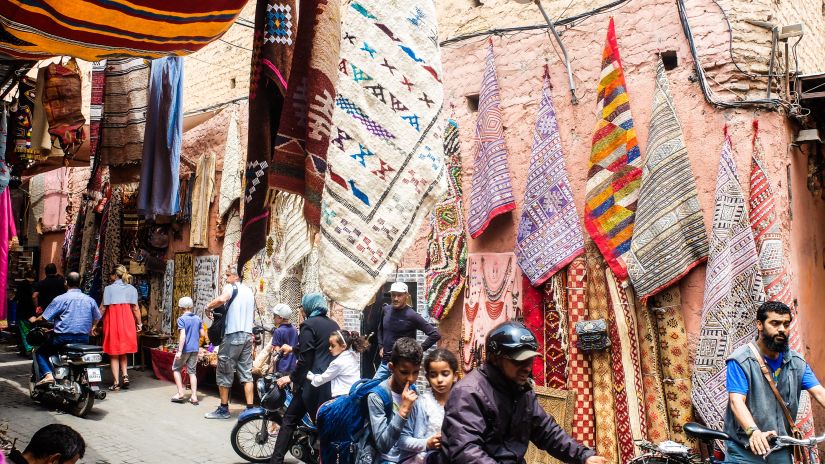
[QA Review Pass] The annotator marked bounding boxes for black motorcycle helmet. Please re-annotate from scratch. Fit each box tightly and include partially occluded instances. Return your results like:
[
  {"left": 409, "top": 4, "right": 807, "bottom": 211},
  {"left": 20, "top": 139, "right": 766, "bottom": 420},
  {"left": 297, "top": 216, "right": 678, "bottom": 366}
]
[
  {"left": 26, "top": 327, "right": 50, "bottom": 347},
  {"left": 485, "top": 321, "right": 540, "bottom": 361}
]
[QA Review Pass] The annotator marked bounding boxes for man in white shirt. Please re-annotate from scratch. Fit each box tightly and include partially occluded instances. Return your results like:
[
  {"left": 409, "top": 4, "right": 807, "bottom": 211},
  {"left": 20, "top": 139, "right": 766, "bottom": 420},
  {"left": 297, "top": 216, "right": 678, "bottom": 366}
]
[{"left": 203, "top": 268, "right": 256, "bottom": 419}]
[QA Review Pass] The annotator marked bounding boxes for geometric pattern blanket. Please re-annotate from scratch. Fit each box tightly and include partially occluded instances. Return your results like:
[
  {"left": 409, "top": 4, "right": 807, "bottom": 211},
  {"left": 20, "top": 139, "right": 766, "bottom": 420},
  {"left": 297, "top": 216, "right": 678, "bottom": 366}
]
[
  {"left": 467, "top": 40, "right": 515, "bottom": 238},
  {"left": 692, "top": 130, "right": 765, "bottom": 433},
  {"left": 584, "top": 18, "right": 642, "bottom": 283},
  {"left": 749, "top": 121, "right": 816, "bottom": 452},
  {"left": 516, "top": 70, "right": 584, "bottom": 286},
  {"left": 318, "top": 0, "right": 446, "bottom": 309},
  {"left": 426, "top": 120, "right": 468, "bottom": 320},
  {"left": 627, "top": 60, "right": 708, "bottom": 300}
]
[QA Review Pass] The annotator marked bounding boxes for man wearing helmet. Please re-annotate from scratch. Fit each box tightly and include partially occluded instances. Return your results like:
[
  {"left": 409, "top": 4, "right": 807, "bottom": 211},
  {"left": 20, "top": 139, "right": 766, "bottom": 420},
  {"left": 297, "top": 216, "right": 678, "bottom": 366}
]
[{"left": 439, "top": 321, "right": 606, "bottom": 464}]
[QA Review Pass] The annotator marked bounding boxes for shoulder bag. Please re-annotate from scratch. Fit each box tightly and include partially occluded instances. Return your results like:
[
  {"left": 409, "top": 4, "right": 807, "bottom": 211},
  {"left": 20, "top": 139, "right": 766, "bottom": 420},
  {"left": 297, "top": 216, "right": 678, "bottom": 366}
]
[
  {"left": 575, "top": 319, "right": 610, "bottom": 352},
  {"left": 747, "top": 343, "right": 810, "bottom": 464},
  {"left": 208, "top": 284, "right": 238, "bottom": 346}
]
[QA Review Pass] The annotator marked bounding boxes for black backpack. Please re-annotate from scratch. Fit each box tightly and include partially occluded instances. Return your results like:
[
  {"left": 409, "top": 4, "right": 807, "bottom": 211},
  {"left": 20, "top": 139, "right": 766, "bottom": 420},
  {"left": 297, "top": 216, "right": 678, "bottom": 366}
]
[{"left": 207, "top": 284, "right": 237, "bottom": 346}]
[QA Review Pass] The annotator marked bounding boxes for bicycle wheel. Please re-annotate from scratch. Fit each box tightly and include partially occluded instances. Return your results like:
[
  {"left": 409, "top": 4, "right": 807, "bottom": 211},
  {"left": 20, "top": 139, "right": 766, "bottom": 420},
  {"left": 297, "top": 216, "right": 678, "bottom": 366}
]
[
  {"left": 629, "top": 456, "right": 686, "bottom": 464},
  {"left": 230, "top": 415, "right": 280, "bottom": 463}
]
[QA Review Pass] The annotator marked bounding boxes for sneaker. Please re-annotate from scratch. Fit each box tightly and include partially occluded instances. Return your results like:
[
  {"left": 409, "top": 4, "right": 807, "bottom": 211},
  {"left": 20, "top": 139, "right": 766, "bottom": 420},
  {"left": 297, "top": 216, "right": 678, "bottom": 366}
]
[{"left": 204, "top": 406, "right": 230, "bottom": 419}]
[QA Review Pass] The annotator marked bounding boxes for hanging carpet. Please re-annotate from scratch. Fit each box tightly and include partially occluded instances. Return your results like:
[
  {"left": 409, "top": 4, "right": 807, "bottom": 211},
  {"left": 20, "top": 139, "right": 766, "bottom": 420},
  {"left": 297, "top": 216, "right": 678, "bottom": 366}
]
[
  {"left": 0, "top": 0, "right": 248, "bottom": 61},
  {"left": 87, "top": 61, "right": 107, "bottom": 190},
  {"left": 426, "top": 120, "right": 468, "bottom": 320},
  {"left": 220, "top": 209, "right": 242, "bottom": 285},
  {"left": 99, "top": 58, "right": 149, "bottom": 167},
  {"left": 636, "top": 295, "right": 670, "bottom": 444},
  {"left": 626, "top": 59, "right": 708, "bottom": 300},
  {"left": 516, "top": 69, "right": 584, "bottom": 286},
  {"left": 692, "top": 130, "right": 765, "bottom": 433},
  {"left": 584, "top": 18, "right": 642, "bottom": 283},
  {"left": 565, "top": 256, "right": 594, "bottom": 448},
  {"left": 101, "top": 188, "right": 122, "bottom": 282},
  {"left": 750, "top": 121, "right": 816, "bottom": 454},
  {"left": 189, "top": 150, "right": 216, "bottom": 249},
  {"left": 172, "top": 253, "right": 194, "bottom": 326},
  {"left": 161, "top": 260, "right": 174, "bottom": 335},
  {"left": 543, "top": 273, "right": 569, "bottom": 389},
  {"left": 318, "top": 0, "right": 446, "bottom": 309},
  {"left": 522, "top": 276, "right": 546, "bottom": 386},
  {"left": 271, "top": 0, "right": 341, "bottom": 226},
  {"left": 219, "top": 112, "right": 243, "bottom": 221},
  {"left": 193, "top": 256, "right": 220, "bottom": 320},
  {"left": 467, "top": 40, "right": 515, "bottom": 238}
]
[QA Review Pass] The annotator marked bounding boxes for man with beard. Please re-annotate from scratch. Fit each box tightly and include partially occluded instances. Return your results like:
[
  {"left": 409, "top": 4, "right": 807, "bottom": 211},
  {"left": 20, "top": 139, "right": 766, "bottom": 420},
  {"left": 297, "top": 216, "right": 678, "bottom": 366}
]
[{"left": 723, "top": 301, "right": 825, "bottom": 463}]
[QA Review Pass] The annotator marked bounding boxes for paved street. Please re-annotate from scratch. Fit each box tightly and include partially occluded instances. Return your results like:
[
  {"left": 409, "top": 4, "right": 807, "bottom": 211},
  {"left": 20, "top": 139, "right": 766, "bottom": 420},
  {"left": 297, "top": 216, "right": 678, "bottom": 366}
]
[{"left": 0, "top": 348, "right": 298, "bottom": 464}]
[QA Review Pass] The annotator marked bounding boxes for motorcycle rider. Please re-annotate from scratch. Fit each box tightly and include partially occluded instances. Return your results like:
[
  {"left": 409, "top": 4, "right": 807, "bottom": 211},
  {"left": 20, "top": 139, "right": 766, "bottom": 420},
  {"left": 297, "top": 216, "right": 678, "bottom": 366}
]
[{"left": 29, "top": 272, "right": 101, "bottom": 386}]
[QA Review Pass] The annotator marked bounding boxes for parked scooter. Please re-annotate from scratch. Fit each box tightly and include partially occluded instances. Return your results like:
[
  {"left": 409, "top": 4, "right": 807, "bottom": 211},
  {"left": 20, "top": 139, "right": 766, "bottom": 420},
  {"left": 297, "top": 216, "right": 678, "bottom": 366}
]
[
  {"left": 230, "top": 352, "right": 319, "bottom": 464},
  {"left": 27, "top": 322, "right": 106, "bottom": 418}
]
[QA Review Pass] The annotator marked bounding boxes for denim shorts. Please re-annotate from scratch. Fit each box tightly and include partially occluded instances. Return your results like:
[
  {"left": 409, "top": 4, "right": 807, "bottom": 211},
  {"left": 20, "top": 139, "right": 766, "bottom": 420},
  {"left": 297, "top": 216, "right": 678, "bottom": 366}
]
[
  {"left": 172, "top": 352, "right": 198, "bottom": 373},
  {"left": 216, "top": 332, "right": 252, "bottom": 387}
]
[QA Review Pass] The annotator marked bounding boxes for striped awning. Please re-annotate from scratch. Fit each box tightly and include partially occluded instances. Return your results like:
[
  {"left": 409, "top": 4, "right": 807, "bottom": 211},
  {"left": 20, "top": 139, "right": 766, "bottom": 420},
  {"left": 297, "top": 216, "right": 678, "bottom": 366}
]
[{"left": 0, "top": 0, "right": 248, "bottom": 61}]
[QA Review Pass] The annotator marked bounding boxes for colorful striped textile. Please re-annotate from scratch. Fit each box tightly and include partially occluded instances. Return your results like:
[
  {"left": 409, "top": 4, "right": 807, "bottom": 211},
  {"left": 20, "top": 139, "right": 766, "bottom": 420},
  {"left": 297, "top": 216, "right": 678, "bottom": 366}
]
[
  {"left": 426, "top": 120, "right": 468, "bottom": 320},
  {"left": 584, "top": 18, "right": 642, "bottom": 283},
  {"left": 543, "top": 273, "right": 568, "bottom": 389},
  {"left": 467, "top": 41, "right": 516, "bottom": 238},
  {"left": 318, "top": 0, "right": 446, "bottom": 308},
  {"left": 86, "top": 61, "right": 106, "bottom": 190},
  {"left": 586, "top": 246, "right": 618, "bottom": 463},
  {"left": 627, "top": 60, "right": 708, "bottom": 300},
  {"left": 271, "top": 0, "right": 341, "bottom": 226},
  {"left": 636, "top": 296, "right": 670, "bottom": 444},
  {"left": 749, "top": 121, "right": 816, "bottom": 457},
  {"left": 0, "top": 0, "right": 247, "bottom": 61},
  {"left": 692, "top": 130, "right": 765, "bottom": 433},
  {"left": 99, "top": 58, "right": 149, "bottom": 167},
  {"left": 566, "top": 256, "right": 595, "bottom": 448},
  {"left": 516, "top": 70, "right": 584, "bottom": 286}
]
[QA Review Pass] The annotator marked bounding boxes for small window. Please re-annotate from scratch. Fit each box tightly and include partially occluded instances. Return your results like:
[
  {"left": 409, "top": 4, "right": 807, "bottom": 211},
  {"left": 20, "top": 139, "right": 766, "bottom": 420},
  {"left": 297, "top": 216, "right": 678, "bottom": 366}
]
[
  {"left": 472, "top": 0, "right": 483, "bottom": 6},
  {"left": 230, "top": 77, "right": 237, "bottom": 89},
  {"left": 661, "top": 50, "right": 678, "bottom": 70},
  {"left": 466, "top": 94, "right": 480, "bottom": 112}
]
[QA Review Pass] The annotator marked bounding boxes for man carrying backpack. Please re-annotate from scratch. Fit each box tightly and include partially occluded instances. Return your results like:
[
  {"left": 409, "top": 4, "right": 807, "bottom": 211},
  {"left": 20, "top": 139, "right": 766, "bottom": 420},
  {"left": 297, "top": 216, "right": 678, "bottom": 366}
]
[{"left": 438, "top": 322, "right": 606, "bottom": 464}]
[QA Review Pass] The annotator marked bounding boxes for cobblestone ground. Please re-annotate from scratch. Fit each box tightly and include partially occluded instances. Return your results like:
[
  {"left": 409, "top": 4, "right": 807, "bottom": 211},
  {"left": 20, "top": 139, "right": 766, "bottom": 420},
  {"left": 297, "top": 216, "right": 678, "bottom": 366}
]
[{"left": 0, "top": 348, "right": 299, "bottom": 464}]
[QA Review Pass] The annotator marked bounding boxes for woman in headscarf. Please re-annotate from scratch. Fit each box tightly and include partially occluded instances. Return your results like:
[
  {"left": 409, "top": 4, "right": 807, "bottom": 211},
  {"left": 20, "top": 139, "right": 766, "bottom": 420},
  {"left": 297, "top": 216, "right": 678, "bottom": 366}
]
[
  {"left": 270, "top": 293, "right": 341, "bottom": 464},
  {"left": 93, "top": 264, "right": 140, "bottom": 391}
]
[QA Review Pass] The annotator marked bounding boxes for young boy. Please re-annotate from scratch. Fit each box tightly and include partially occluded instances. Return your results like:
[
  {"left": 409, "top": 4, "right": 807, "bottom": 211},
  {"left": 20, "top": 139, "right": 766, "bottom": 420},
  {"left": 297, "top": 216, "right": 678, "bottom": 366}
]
[
  {"left": 171, "top": 297, "right": 204, "bottom": 405},
  {"left": 368, "top": 337, "right": 426, "bottom": 463},
  {"left": 270, "top": 303, "right": 299, "bottom": 375}
]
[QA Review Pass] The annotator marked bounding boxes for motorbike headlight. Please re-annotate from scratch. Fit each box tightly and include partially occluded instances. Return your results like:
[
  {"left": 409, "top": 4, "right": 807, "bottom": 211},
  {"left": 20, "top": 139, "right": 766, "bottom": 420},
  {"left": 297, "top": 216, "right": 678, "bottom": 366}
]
[{"left": 81, "top": 354, "right": 102, "bottom": 363}]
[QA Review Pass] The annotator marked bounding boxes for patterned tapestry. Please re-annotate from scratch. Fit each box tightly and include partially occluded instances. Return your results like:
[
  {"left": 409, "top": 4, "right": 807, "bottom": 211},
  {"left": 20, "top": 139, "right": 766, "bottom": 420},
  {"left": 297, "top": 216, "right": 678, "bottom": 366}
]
[
  {"left": 566, "top": 256, "right": 594, "bottom": 448},
  {"left": 467, "top": 40, "right": 515, "bottom": 238},
  {"left": 271, "top": 0, "right": 341, "bottom": 226},
  {"left": 584, "top": 18, "right": 642, "bottom": 283},
  {"left": 692, "top": 130, "right": 765, "bottom": 432},
  {"left": 193, "top": 256, "right": 220, "bottom": 320},
  {"left": 516, "top": 69, "right": 584, "bottom": 286},
  {"left": 218, "top": 112, "right": 242, "bottom": 222},
  {"left": 172, "top": 253, "right": 195, "bottom": 327},
  {"left": 238, "top": 0, "right": 297, "bottom": 274},
  {"left": 522, "top": 276, "right": 546, "bottom": 386},
  {"left": 101, "top": 189, "right": 122, "bottom": 282},
  {"left": 636, "top": 297, "right": 670, "bottom": 444},
  {"left": 543, "top": 273, "right": 569, "bottom": 389},
  {"left": 161, "top": 250, "right": 175, "bottom": 335},
  {"left": 86, "top": 61, "right": 106, "bottom": 190},
  {"left": 0, "top": 0, "right": 248, "bottom": 61},
  {"left": 271, "top": 191, "right": 312, "bottom": 289},
  {"left": 627, "top": 60, "right": 708, "bottom": 300},
  {"left": 750, "top": 121, "right": 816, "bottom": 452},
  {"left": 426, "top": 120, "right": 468, "bottom": 320},
  {"left": 221, "top": 209, "right": 242, "bottom": 286},
  {"left": 461, "top": 253, "right": 522, "bottom": 372},
  {"left": 651, "top": 287, "right": 696, "bottom": 448},
  {"left": 99, "top": 58, "right": 149, "bottom": 166},
  {"left": 318, "top": 0, "right": 446, "bottom": 309},
  {"left": 189, "top": 151, "right": 216, "bottom": 249}
]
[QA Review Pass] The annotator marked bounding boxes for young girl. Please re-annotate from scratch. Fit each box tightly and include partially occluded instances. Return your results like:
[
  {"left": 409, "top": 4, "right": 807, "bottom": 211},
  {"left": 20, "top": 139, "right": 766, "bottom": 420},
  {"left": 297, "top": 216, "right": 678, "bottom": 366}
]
[
  {"left": 306, "top": 330, "right": 369, "bottom": 397},
  {"left": 399, "top": 348, "right": 459, "bottom": 464}
]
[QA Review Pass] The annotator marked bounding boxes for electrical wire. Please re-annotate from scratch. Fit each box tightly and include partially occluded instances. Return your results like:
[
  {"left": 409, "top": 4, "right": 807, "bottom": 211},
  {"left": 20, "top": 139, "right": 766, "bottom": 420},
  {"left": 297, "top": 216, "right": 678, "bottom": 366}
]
[{"left": 219, "top": 38, "right": 253, "bottom": 52}]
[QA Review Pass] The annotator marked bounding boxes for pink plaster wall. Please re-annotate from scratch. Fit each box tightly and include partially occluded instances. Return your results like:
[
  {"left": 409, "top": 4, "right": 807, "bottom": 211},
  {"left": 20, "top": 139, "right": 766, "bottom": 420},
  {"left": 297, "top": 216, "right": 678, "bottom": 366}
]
[{"left": 400, "top": 0, "right": 825, "bottom": 423}]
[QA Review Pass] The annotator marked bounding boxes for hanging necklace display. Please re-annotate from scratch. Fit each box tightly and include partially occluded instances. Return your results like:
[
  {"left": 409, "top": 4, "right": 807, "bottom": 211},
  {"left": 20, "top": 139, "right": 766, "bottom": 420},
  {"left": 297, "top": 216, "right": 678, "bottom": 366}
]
[{"left": 481, "top": 256, "right": 512, "bottom": 300}]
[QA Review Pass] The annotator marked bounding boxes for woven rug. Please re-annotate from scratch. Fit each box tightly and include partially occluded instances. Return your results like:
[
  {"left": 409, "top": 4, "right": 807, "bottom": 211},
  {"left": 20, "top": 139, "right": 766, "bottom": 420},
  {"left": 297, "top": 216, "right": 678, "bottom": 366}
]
[
  {"left": 516, "top": 70, "right": 584, "bottom": 286},
  {"left": 271, "top": 191, "right": 312, "bottom": 289},
  {"left": 426, "top": 120, "right": 468, "bottom": 320},
  {"left": 161, "top": 260, "right": 174, "bottom": 335},
  {"left": 189, "top": 151, "right": 216, "bottom": 249},
  {"left": 627, "top": 60, "right": 708, "bottom": 300},
  {"left": 271, "top": 0, "right": 341, "bottom": 225},
  {"left": 692, "top": 130, "right": 765, "bottom": 433},
  {"left": 522, "top": 275, "right": 546, "bottom": 386},
  {"left": 101, "top": 189, "right": 122, "bottom": 282},
  {"left": 221, "top": 209, "right": 242, "bottom": 286},
  {"left": 584, "top": 18, "right": 642, "bottom": 283},
  {"left": 219, "top": 112, "right": 243, "bottom": 222},
  {"left": 543, "top": 273, "right": 568, "bottom": 389},
  {"left": 750, "top": 122, "right": 816, "bottom": 454},
  {"left": 173, "top": 253, "right": 194, "bottom": 326},
  {"left": 586, "top": 247, "right": 618, "bottom": 463},
  {"left": 635, "top": 296, "right": 670, "bottom": 444},
  {"left": 318, "top": 0, "right": 446, "bottom": 308},
  {"left": 193, "top": 256, "right": 220, "bottom": 320},
  {"left": 87, "top": 61, "right": 106, "bottom": 189},
  {"left": 467, "top": 40, "right": 515, "bottom": 238},
  {"left": 651, "top": 287, "right": 696, "bottom": 448},
  {"left": 566, "top": 256, "right": 594, "bottom": 448},
  {"left": 99, "top": 58, "right": 149, "bottom": 166}
]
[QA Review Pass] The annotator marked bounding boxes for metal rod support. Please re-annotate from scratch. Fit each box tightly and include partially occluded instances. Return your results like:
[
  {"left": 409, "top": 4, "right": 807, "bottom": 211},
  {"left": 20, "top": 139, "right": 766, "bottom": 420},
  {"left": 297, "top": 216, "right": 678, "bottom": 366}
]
[{"left": 534, "top": 0, "right": 579, "bottom": 105}]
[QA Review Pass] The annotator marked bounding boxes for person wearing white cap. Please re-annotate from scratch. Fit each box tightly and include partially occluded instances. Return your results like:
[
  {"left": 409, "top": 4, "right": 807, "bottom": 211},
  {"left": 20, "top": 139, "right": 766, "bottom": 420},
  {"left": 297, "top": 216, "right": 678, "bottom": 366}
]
[
  {"left": 269, "top": 303, "right": 298, "bottom": 375},
  {"left": 171, "top": 296, "right": 204, "bottom": 405},
  {"left": 373, "top": 281, "right": 441, "bottom": 380}
]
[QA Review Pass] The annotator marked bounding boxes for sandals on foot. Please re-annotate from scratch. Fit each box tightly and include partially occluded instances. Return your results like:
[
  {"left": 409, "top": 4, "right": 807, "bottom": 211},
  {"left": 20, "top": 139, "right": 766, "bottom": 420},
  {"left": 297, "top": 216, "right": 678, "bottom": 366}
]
[
  {"left": 108, "top": 383, "right": 121, "bottom": 391},
  {"left": 189, "top": 399, "right": 200, "bottom": 406},
  {"left": 171, "top": 395, "right": 185, "bottom": 403},
  {"left": 121, "top": 375, "right": 130, "bottom": 389}
]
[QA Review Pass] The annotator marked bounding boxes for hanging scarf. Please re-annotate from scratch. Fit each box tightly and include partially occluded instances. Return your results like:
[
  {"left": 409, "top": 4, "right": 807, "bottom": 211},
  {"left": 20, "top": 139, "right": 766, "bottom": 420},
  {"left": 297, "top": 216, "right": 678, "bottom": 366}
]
[
  {"left": 516, "top": 69, "right": 584, "bottom": 285},
  {"left": 426, "top": 120, "right": 468, "bottom": 320},
  {"left": 627, "top": 59, "right": 708, "bottom": 299},
  {"left": 565, "top": 256, "right": 595, "bottom": 448},
  {"left": 0, "top": 188, "right": 17, "bottom": 327},
  {"left": 467, "top": 40, "right": 515, "bottom": 238},
  {"left": 0, "top": 104, "right": 8, "bottom": 193},
  {"left": 692, "top": 129, "right": 765, "bottom": 432},
  {"left": 584, "top": 18, "right": 642, "bottom": 283}
]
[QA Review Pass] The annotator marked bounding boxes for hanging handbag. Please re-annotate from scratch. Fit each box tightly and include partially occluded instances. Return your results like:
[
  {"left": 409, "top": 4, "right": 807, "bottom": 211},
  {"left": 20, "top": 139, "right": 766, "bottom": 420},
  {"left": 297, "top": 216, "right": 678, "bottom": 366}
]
[
  {"left": 747, "top": 343, "right": 810, "bottom": 464},
  {"left": 207, "top": 284, "right": 238, "bottom": 346},
  {"left": 575, "top": 319, "right": 610, "bottom": 352}
]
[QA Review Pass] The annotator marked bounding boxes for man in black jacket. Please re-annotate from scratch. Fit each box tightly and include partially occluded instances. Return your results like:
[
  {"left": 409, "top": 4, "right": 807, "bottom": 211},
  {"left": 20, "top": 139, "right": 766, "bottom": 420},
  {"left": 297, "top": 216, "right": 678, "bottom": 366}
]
[
  {"left": 439, "top": 322, "right": 606, "bottom": 464},
  {"left": 270, "top": 293, "right": 340, "bottom": 464}
]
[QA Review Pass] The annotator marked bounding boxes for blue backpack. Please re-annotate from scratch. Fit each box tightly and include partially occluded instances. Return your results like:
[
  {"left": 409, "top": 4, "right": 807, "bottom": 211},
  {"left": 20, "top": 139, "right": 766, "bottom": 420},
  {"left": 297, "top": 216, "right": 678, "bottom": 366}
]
[{"left": 316, "top": 378, "right": 392, "bottom": 464}]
